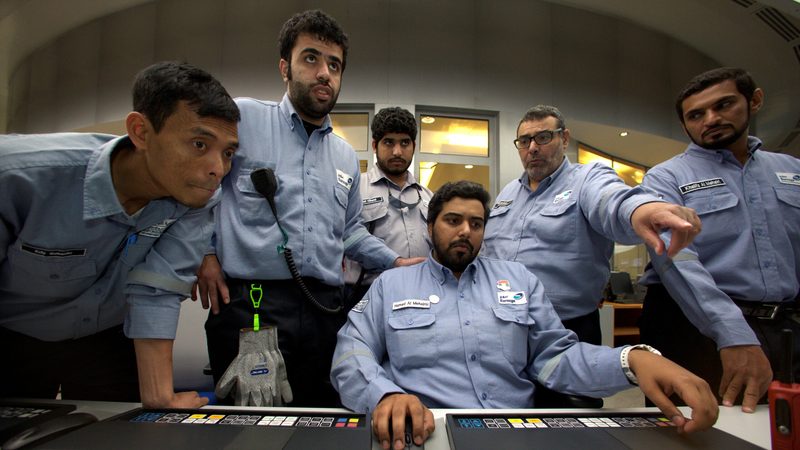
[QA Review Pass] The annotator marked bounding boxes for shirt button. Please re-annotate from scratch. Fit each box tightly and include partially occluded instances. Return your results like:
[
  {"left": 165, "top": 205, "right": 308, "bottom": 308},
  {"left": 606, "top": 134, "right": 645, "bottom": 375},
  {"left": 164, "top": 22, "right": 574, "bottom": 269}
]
[
  {"left": 464, "top": 320, "right": 471, "bottom": 326},
  {"left": 307, "top": 226, "right": 313, "bottom": 232},
  {"left": 306, "top": 170, "right": 311, "bottom": 175},
  {"left": 481, "top": 393, "right": 487, "bottom": 400},
  {"left": 407, "top": 319, "right": 414, "bottom": 325},
  {"left": 308, "top": 197, "right": 313, "bottom": 202},
  {"left": 306, "top": 257, "right": 312, "bottom": 263},
  {"left": 470, "top": 354, "right": 477, "bottom": 361}
]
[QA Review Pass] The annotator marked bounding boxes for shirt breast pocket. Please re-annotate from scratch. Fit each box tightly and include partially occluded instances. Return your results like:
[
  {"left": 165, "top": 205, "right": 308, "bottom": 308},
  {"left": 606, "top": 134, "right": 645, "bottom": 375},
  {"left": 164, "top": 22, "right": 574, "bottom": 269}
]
[
  {"left": 537, "top": 199, "right": 578, "bottom": 245},
  {"left": 361, "top": 200, "right": 388, "bottom": 225},
  {"left": 492, "top": 306, "right": 534, "bottom": 369},
  {"left": 236, "top": 171, "right": 273, "bottom": 226},
  {"left": 387, "top": 312, "right": 437, "bottom": 369},
  {"left": 775, "top": 186, "right": 800, "bottom": 237},
  {"left": 684, "top": 189, "right": 741, "bottom": 246},
  {"left": 8, "top": 246, "right": 97, "bottom": 299}
]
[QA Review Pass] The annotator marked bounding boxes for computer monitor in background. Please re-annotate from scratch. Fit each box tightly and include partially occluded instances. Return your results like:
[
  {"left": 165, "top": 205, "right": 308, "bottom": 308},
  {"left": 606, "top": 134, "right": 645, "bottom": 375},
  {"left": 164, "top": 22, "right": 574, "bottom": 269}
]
[{"left": 607, "top": 271, "right": 642, "bottom": 303}]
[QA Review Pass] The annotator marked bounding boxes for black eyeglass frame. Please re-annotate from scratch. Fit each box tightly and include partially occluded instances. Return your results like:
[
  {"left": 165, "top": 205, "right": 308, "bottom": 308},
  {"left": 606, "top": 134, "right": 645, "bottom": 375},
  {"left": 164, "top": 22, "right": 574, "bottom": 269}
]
[{"left": 513, "top": 128, "right": 564, "bottom": 150}]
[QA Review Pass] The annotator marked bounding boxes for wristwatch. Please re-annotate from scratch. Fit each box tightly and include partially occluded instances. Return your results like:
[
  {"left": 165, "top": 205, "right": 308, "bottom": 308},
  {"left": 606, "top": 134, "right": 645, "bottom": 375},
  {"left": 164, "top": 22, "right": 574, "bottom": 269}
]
[{"left": 620, "top": 344, "right": 661, "bottom": 385}]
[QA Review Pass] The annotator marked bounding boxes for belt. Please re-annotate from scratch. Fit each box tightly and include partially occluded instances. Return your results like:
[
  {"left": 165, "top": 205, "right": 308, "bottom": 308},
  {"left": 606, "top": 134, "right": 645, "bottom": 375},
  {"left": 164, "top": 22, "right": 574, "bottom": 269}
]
[{"left": 732, "top": 298, "right": 800, "bottom": 320}]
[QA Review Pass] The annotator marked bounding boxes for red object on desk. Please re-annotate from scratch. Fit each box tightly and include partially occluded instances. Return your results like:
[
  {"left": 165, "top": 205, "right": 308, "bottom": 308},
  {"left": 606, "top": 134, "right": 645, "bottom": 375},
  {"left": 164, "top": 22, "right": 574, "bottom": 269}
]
[{"left": 769, "top": 329, "right": 800, "bottom": 450}]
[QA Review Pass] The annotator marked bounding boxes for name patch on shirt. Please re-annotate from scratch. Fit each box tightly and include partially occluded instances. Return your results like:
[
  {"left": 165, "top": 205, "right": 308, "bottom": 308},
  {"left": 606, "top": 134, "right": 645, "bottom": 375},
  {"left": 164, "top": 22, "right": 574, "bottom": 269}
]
[
  {"left": 363, "top": 196, "right": 384, "bottom": 205},
  {"left": 493, "top": 200, "right": 513, "bottom": 209},
  {"left": 553, "top": 190, "right": 573, "bottom": 204},
  {"left": 776, "top": 172, "right": 800, "bottom": 186},
  {"left": 392, "top": 299, "right": 431, "bottom": 310},
  {"left": 336, "top": 169, "right": 354, "bottom": 190},
  {"left": 139, "top": 219, "right": 177, "bottom": 238},
  {"left": 679, "top": 178, "right": 726, "bottom": 195},
  {"left": 21, "top": 243, "right": 86, "bottom": 257},
  {"left": 497, "top": 291, "right": 527, "bottom": 305}
]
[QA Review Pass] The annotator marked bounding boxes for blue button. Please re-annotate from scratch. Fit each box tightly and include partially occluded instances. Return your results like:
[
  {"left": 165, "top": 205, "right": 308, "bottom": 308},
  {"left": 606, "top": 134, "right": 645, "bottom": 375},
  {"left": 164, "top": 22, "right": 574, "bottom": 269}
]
[
  {"left": 306, "top": 257, "right": 312, "bottom": 263},
  {"left": 464, "top": 320, "right": 471, "bottom": 326},
  {"left": 470, "top": 354, "right": 477, "bottom": 361},
  {"left": 308, "top": 197, "right": 313, "bottom": 202},
  {"left": 308, "top": 226, "right": 313, "bottom": 232}
]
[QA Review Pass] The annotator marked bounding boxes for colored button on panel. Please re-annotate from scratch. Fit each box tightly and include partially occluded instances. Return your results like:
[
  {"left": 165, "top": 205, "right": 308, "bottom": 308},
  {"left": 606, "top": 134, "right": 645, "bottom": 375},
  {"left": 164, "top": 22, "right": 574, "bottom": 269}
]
[
  {"left": 335, "top": 423, "right": 346, "bottom": 428},
  {"left": 347, "top": 423, "right": 358, "bottom": 428}
]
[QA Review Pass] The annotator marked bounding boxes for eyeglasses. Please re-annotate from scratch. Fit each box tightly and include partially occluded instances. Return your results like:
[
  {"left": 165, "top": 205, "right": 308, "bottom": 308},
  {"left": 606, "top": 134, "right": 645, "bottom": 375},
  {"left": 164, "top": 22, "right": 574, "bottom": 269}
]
[
  {"left": 387, "top": 186, "right": 421, "bottom": 210},
  {"left": 513, "top": 128, "right": 563, "bottom": 149}
]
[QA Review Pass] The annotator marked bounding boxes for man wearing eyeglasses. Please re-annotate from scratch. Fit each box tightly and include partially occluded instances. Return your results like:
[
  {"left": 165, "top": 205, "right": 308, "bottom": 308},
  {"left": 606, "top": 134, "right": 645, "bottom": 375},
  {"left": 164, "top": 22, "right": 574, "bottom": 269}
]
[
  {"left": 344, "top": 107, "right": 433, "bottom": 306},
  {"left": 483, "top": 105, "right": 700, "bottom": 352}
]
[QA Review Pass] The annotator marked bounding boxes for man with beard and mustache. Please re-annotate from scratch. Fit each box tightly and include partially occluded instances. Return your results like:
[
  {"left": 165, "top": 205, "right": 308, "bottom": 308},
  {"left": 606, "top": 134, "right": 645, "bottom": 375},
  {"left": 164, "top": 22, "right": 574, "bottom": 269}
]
[
  {"left": 196, "top": 10, "right": 422, "bottom": 407},
  {"left": 482, "top": 105, "right": 701, "bottom": 407},
  {"left": 331, "top": 181, "right": 719, "bottom": 450},
  {"left": 638, "top": 67, "right": 800, "bottom": 414},
  {"left": 344, "top": 107, "right": 433, "bottom": 306}
]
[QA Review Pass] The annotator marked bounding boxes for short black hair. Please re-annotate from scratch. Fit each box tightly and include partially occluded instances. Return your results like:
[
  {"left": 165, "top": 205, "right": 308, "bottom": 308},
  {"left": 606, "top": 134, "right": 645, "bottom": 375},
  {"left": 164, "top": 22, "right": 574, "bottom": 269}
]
[
  {"left": 675, "top": 67, "right": 757, "bottom": 123},
  {"left": 132, "top": 61, "right": 239, "bottom": 133},
  {"left": 278, "top": 10, "right": 349, "bottom": 72},
  {"left": 372, "top": 107, "right": 417, "bottom": 143},
  {"left": 427, "top": 181, "right": 491, "bottom": 225},
  {"left": 517, "top": 104, "right": 566, "bottom": 136}
]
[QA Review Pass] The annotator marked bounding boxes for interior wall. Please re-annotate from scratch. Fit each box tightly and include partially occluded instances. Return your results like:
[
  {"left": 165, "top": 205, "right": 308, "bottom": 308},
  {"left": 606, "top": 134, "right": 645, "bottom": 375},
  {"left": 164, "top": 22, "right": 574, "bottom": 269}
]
[{"left": 7, "top": 0, "right": 718, "bottom": 188}]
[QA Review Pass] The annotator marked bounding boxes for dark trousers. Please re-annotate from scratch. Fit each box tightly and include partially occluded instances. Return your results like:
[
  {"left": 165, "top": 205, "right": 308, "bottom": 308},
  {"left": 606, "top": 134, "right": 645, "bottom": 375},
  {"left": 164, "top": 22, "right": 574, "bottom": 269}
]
[
  {"left": 534, "top": 309, "right": 604, "bottom": 408},
  {"left": 205, "top": 278, "right": 347, "bottom": 407},
  {"left": 640, "top": 283, "right": 800, "bottom": 405},
  {"left": 0, "top": 325, "right": 139, "bottom": 402}
]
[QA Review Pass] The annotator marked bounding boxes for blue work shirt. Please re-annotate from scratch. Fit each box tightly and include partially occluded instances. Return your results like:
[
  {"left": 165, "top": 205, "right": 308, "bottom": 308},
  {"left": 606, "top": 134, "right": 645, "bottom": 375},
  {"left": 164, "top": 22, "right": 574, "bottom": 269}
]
[
  {"left": 331, "top": 254, "right": 632, "bottom": 412},
  {"left": 213, "top": 95, "right": 398, "bottom": 284},
  {"left": 483, "top": 157, "right": 660, "bottom": 320},
  {"left": 640, "top": 137, "right": 800, "bottom": 348},
  {"left": 0, "top": 133, "right": 216, "bottom": 341}
]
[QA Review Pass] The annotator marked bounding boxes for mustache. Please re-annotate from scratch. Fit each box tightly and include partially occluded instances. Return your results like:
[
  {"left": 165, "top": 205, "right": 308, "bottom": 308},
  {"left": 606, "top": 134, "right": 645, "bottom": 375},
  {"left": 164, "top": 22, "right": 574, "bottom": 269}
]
[
  {"left": 702, "top": 124, "right": 732, "bottom": 138},
  {"left": 448, "top": 239, "right": 474, "bottom": 252}
]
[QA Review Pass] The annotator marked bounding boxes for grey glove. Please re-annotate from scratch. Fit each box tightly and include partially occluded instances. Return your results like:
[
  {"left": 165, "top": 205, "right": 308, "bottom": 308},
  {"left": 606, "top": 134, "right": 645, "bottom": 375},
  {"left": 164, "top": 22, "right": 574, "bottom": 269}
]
[{"left": 215, "top": 327, "right": 293, "bottom": 406}]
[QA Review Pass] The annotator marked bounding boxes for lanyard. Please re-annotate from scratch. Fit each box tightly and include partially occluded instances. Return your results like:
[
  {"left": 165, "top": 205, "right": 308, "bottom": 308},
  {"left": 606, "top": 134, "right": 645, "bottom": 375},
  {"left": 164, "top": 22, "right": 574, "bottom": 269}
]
[{"left": 249, "top": 283, "right": 263, "bottom": 331}]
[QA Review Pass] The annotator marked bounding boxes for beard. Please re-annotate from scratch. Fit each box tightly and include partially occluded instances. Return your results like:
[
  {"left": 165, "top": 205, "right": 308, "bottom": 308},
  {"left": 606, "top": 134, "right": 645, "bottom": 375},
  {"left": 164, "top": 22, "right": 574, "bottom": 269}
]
[
  {"left": 690, "top": 113, "right": 749, "bottom": 150},
  {"left": 377, "top": 157, "right": 411, "bottom": 177},
  {"left": 432, "top": 230, "right": 478, "bottom": 274},
  {"left": 287, "top": 67, "right": 339, "bottom": 120}
]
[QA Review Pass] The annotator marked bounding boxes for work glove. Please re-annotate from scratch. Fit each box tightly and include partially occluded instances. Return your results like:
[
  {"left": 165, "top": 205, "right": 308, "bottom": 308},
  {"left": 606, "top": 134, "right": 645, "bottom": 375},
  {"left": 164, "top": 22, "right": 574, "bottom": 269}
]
[{"left": 215, "top": 327, "right": 293, "bottom": 406}]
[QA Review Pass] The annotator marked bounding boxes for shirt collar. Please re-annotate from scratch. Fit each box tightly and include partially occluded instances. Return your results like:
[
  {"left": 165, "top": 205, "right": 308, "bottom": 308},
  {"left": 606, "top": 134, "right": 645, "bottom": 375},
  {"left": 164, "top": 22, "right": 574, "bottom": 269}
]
[
  {"left": 279, "top": 93, "right": 333, "bottom": 135},
  {"left": 425, "top": 251, "right": 479, "bottom": 284},
  {"left": 82, "top": 135, "right": 131, "bottom": 220},
  {"left": 517, "top": 155, "right": 571, "bottom": 191},
  {"left": 685, "top": 136, "right": 763, "bottom": 164},
  {"left": 369, "top": 165, "right": 420, "bottom": 190}
]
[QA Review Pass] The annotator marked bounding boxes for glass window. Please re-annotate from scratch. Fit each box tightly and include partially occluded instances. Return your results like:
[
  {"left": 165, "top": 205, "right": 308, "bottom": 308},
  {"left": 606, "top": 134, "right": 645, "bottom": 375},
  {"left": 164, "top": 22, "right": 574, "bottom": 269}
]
[
  {"left": 419, "top": 115, "right": 489, "bottom": 157},
  {"left": 330, "top": 112, "right": 370, "bottom": 152},
  {"left": 418, "top": 161, "right": 490, "bottom": 194}
]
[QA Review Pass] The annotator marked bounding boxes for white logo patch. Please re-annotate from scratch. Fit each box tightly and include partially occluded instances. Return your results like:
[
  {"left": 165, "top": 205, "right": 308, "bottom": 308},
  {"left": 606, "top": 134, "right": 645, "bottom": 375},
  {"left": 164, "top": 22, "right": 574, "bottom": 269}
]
[
  {"left": 679, "top": 178, "right": 725, "bottom": 195},
  {"left": 352, "top": 296, "right": 369, "bottom": 313},
  {"left": 362, "top": 196, "right": 383, "bottom": 205},
  {"left": 139, "top": 219, "right": 177, "bottom": 238},
  {"left": 776, "top": 172, "right": 800, "bottom": 186},
  {"left": 392, "top": 299, "right": 431, "bottom": 311},
  {"left": 553, "top": 190, "right": 573, "bottom": 204},
  {"left": 498, "top": 291, "right": 527, "bottom": 305},
  {"left": 336, "top": 169, "right": 354, "bottom": 190}
]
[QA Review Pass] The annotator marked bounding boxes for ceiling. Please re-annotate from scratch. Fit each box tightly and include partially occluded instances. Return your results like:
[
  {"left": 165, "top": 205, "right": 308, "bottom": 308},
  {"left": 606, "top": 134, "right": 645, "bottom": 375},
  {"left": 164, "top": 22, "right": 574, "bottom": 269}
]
[{"left": 1, "top": 0, "right": 798, "bottom": 163}]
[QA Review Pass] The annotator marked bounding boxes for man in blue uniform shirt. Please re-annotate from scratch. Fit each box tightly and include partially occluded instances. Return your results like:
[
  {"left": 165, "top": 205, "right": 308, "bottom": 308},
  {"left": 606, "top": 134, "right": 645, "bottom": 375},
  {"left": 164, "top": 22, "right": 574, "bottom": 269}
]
[
  {"left": 196, "top": 10, "right": 421, "bottom": 407},
  {"left": 639, "top": 67, "right": 799, "bottom": 413},
  {"left": 483, "top": 105, "right": 700, "bottom": 346},
  {"left": 0, "top": 61, "right": 240, "bottom": 408},
  {"left": 332, "top": 181, "right": 718, "bottom": 450}
]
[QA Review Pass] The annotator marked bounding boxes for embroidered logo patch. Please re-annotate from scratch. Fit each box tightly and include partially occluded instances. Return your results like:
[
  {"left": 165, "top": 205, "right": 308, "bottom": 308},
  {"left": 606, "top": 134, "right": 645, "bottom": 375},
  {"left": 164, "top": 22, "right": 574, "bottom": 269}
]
[
  {"left": 352, "top": 296, "right": 369, "bottom": 313},
  {"left": 336, "top": 169, "right": 354, "bottom": 190},
  {"left": 553, "top": 190, "right": 573, "bottom": 204},
  {"left": 139, "top": 219, "right": 177, "bottom": 238},
  {"left": 493, "top": 200, "right": 513, "bottom": 209},
  {"left": 679, "top": 178, "right": 726, "bottom": 195},
  {"left": 498, "top": 291, "right": 527, "bottom": 305},
  {"left": 776, "top": 172, "right": 800, "bottom": 186},
  {"left": 496, "top": 280, "right": 511, "bottom": 291}
]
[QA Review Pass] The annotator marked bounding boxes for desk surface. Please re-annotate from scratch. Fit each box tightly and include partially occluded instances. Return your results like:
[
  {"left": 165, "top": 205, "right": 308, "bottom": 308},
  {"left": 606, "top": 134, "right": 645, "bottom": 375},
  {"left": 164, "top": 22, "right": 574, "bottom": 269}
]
[{"left": 19, "top": 400, "right": 771, "bottom": 449}]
